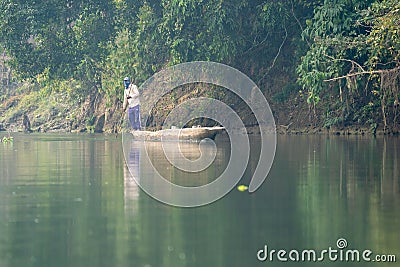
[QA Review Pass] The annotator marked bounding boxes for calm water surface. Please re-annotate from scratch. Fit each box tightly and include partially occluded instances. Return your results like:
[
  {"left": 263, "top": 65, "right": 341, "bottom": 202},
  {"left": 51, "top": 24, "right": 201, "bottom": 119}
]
[{"left": 0, "top": 133, "right": 399, "bottom": 267}]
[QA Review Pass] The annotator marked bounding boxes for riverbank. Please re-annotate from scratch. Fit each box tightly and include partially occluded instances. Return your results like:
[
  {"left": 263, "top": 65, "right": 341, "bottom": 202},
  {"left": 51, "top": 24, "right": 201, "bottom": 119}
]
[
  {"left": 0, "top": 89, "right": 122, "bottom": 134},
  {"left": 245, "top": 125, "right": 399, "bottom": 136},
  {"left": 1, "top": 121, "right": 399, "bottom": 136},
  {"left": 1, "top": 86, "right": 399, "bottom": 136}
]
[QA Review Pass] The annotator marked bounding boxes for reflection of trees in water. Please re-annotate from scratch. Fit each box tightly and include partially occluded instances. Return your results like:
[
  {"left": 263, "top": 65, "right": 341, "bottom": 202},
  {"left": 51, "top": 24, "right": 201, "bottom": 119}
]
[
  {"left": 291, "top": 136, "right": 400, "bottom": 252},
  {"left": 286, "top": 136, "right": 400, "bottom": 199},
  {"left": 142, "top": 141, "right": 228, "bottom": 187},
  {"left": 122, "top": 139, "right": 229, "bottom": 213}
]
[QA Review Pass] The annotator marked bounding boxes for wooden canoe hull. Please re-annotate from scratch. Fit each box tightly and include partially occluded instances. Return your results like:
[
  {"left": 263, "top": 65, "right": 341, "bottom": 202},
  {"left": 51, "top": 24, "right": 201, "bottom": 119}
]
[{"left": 130, "top": 127, "right": 225, "bottom": 141}]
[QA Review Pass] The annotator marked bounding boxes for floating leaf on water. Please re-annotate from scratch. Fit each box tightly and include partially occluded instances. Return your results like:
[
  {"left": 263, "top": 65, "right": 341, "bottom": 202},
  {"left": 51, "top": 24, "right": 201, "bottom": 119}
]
[
  {"left": 2, "top": 136, "right": 14, "bottom": 144},
  {"left": 237, "top": 185, "right": 248, "bottom": 192}
]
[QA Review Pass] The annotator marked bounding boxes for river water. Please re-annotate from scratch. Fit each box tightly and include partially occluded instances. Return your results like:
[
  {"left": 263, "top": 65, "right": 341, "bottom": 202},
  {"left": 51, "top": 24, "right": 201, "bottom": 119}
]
[{"left": 0, "top": 134, "right": 399, "bottom": 267}]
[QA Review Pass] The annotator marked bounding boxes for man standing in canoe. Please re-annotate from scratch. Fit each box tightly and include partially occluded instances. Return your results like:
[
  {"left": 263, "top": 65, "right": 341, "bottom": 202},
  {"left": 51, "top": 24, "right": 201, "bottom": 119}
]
[{"left": 123, "top": 77, "right": 141, "bottom": 130}]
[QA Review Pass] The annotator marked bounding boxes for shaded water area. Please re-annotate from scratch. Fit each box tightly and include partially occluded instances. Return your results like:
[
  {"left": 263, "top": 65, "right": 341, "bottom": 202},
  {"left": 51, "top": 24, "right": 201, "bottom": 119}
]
[{"left": 0, "top": 134, "right": 399, "bottom": 267}]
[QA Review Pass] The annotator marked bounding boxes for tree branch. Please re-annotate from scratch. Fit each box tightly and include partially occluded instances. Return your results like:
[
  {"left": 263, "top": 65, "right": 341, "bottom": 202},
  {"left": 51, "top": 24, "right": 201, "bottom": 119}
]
[
  {"left": 258, "top": 26, "right": 288, "bottom": 84},
  {"left": 324, "top": 53, "right": 366, "bottom": 72},
  {"left": 242, "top": 34, "right": 271, "bottom": 56},
  {"left": 291, "top": 2, "right": 311, "bottom": 48},
  {"left": 323, "top": 66, "right": 400, "bottom": 82}
]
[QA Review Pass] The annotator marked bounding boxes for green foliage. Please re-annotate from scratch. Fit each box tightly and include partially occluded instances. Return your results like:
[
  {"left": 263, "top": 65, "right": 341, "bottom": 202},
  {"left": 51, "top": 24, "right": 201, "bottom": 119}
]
[
  {"left": 1, "top": 0, "right": 398, "bottom": 130},
  {"left": 1, "top": 135, "right": 13, "bottom": 144},
  {"left": 297, "top": 0, "right": 400, "bottom": 128},
  {"left": 0, "top": 0, "right": 115, "bottom": 82},
  {"left": 157, "top": 0, "right": 248, "bottom": 65},
  {"left": 297, "top": 44, "right": 331, "bottom": 104},
  {"left": 324, "top": 111, "right": 344, "bottom": 128},
  {"left": 102, "top": 3, "right": 166, "bottom": 103},
  {"left": 85, "top": 115, "right": 96, "bottom": 133},
  {"left": 102, "top": 28, "right": 136, "bottom": 102},
  {"left": 35, "top": 70, "right": 86, "bottom": 102},
  {"left": 0, "top": 0, "right": 312, "bottom": 92},
  {"left": 297, "top": 0, "right": 370, "bottom": 103},
  {"left": 272, "top": 83, "right": 299, "bottom": 103},
  {"left": 86, "top": 125, "right": 95, "bottom": 133},
  {"left": 362, "top": 0, "right": 400, "bottom": 69}
]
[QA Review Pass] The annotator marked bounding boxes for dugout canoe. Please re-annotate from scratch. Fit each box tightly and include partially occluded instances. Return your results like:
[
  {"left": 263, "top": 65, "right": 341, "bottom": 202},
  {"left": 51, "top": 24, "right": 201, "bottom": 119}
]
[{"left": 130, "top": 126, "right": 225, "bottom": 141}]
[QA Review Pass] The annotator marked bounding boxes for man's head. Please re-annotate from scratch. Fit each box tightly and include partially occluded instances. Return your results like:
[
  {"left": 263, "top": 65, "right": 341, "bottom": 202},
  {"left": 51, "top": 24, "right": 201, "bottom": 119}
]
[{"left": 123, "top": 77, "right": 130, "bottom": 89}]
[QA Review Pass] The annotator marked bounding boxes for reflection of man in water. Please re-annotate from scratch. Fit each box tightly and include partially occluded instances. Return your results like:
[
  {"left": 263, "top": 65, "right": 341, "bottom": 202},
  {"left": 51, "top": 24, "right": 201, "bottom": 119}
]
[{"left": 123, "top": 141, "right": 141, "bottom": 213}]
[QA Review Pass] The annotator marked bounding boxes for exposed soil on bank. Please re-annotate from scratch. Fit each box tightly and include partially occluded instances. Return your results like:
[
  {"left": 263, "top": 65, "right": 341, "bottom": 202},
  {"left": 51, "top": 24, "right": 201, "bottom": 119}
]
[{"left": 1, "top": 85, "right": 399, "bottom": 136}]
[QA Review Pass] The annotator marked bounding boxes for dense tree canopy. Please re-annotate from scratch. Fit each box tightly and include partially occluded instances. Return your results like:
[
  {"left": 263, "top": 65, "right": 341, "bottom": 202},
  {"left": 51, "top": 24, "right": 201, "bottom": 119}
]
[
  {"left": 0, "top": 0, "right": 315, "bottom": 83},
  {"left": 0, "top": 0, "right": 115, "bottom": 80},
  {"left": 0, "top": 0, "right": 399, "bottom": 129},
  {"left": 297, "top": 0, "right": 399, "bottom": 128}
]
